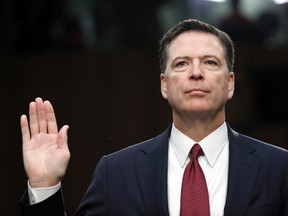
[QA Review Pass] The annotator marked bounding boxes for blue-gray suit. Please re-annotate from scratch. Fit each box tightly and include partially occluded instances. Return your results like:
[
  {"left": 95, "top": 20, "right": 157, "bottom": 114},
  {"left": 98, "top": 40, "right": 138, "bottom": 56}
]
[{"left": 21, "top": 124, "right": 288, "bottom": 216}]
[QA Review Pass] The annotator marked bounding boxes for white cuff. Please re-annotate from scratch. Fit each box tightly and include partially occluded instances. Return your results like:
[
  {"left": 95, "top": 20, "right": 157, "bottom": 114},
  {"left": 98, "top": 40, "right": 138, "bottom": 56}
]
[{"left": 27, "top": 180, "right": 61, "bottom": 204}]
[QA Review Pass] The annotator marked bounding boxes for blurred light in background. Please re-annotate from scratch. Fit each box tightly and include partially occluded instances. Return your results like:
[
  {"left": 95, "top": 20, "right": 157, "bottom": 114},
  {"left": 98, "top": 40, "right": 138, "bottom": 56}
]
[
  {"left": 204, "top": 0, "right": 226, "bottom": 2},
  {"left": 274, "top": 0, "right": 288, "bottom": 4},
  {"left": 204, "top": 0, "right": 288, "bottom": 4}
]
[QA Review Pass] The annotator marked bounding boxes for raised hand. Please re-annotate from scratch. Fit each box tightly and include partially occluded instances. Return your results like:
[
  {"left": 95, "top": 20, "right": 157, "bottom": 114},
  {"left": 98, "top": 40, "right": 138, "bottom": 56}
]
[{"left": 20, "top": 97, "right": 70, "bottom": 188}]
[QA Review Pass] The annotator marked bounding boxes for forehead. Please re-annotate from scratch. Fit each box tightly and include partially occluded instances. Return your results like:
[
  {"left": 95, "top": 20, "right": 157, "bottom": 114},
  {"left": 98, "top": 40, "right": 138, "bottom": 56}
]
[{"left": 167, "top": 31, "right": 226, "bottom": 60}]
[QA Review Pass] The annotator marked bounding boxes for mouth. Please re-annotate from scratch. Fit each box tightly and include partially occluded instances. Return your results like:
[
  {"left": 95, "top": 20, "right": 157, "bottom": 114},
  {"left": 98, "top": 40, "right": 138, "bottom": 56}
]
[
  {"left": 185, "top": 88, "right": 208, "bottom": 93},
  {"left": 185, "top": 89, "right": 209, "bottom": 96}
]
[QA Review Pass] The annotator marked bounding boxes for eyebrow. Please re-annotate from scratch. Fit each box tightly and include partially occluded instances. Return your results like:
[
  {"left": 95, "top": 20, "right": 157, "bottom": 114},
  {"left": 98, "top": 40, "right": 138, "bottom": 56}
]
[
  {"left": 171, "top": 56, "right": 191, "bottom": 65},
  {"left": 202, "top": 55, "right": 221, "bottom": 61}
]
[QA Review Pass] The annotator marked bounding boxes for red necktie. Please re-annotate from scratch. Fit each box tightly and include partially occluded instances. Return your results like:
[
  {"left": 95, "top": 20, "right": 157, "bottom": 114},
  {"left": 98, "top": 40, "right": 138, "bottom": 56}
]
[{"left": 180, "top": 144, "right": 210, "bottom": 216}]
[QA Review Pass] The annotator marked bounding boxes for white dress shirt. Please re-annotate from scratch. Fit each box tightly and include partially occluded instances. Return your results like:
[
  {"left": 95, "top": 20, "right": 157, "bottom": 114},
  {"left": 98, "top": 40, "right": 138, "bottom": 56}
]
[
  {"left": 29, "top": 123, "right": 229, "bottom": 216},
  {"left": 167, "top": 122, "right": 229, "bottom": 216}
]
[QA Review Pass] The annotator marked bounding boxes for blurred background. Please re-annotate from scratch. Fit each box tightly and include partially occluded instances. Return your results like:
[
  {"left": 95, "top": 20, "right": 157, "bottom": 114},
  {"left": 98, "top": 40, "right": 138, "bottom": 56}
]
[{"left": 1, "top": 0, "right": 288, "bottom": 215}]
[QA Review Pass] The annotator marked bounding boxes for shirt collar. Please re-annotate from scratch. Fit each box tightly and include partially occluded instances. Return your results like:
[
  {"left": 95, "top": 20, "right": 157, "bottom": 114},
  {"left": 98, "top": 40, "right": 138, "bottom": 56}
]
[{"left": 170, "top": 122, "right": 228, "bottom": 168}]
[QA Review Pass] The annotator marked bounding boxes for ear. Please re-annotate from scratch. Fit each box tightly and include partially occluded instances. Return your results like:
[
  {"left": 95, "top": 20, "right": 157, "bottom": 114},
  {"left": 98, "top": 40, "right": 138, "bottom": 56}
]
[
  {"left": 160, "top": 73, "right": 168, "bottom": 99},
  {"left": 228, "top": 72, "right": 235, "bottom": 100}
]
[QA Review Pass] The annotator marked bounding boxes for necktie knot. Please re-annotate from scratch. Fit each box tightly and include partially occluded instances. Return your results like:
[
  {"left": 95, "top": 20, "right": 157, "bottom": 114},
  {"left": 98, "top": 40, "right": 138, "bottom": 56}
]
[{"left": 191, "top": 143, "right": 203, "bottom": 160}]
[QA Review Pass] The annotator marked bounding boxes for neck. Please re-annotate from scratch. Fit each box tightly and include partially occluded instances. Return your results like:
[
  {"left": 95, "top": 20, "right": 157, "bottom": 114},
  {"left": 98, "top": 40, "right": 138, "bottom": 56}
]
[{"left": 173, "top": 111, "right": 225, "bottom": 142}]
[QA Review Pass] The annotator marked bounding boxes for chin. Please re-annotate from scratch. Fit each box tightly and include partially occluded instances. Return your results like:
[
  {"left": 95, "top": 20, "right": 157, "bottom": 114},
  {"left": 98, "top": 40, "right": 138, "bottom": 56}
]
[
  {"left": 182, "top": 107, "right": 210, "bottom": 115},
  {"left": 186, "top": 104, "right": 210, "bottom": 112}
]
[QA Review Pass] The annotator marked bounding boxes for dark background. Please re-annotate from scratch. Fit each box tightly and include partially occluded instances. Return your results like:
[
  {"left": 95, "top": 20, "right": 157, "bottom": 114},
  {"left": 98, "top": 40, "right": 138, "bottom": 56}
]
[{"left": 1, "top": 0, "right": 288, "bottom": 215}]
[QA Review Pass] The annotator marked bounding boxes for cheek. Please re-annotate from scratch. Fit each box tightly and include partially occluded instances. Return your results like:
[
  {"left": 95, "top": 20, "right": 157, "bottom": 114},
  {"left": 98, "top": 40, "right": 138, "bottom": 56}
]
[
  {"left": 164, "top": 82, "right": 183, "bottom": 105},
  {"left": 211, "top": 77, "right": 230, "bottom": 99},
  {"left": 167, "top": 77, "right": 183, "bottom": 96}
]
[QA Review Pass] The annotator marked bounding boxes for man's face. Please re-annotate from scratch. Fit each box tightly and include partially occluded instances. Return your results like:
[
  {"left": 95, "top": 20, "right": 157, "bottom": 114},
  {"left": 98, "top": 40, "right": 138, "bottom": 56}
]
[{"left": 160, "top": 31, "right": 235, "bottom": 120}]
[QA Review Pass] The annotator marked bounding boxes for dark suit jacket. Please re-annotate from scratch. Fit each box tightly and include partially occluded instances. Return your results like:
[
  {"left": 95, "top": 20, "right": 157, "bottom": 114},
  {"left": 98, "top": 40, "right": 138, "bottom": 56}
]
[{"left": 20, "top": 124, "right": 288, "bottom": 216}]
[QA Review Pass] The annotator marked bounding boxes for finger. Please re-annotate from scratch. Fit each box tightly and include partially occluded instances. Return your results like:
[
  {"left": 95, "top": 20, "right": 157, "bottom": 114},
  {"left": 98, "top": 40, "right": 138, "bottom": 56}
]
[
  {"left": 44, "top": 100, "right": 58, "bottom": 134},
  {"left": 29, "top": 101, "right": 39, "bottom": 136},
  {"left": 58, "top": 125, "right": 69, "bottom": 148},
  {"left": 20, "top": 115, "right": 31, "bottom": 144},
  {"left": 58, "top": 125, "right": 69, "bottom": 149},
  {"left": 35, "top": 97, "right": 47, "bottom": 133}
]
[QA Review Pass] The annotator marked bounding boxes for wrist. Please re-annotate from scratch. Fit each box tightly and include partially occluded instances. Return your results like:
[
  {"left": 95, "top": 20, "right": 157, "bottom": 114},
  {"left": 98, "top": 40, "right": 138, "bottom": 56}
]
[{"left": 28, "top": 179, "right": 61, "bottom": 189}]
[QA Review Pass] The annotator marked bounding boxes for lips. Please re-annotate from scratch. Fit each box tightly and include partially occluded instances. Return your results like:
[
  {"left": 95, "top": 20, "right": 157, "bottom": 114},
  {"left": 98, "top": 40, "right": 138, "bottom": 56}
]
[{"left": 185, "top": 88, "right": 209, "bottom": 94}]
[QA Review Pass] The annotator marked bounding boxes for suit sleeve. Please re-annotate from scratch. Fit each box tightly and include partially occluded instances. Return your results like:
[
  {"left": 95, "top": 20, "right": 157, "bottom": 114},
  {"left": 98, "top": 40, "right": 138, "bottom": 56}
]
[{"left": 20, "top": 188, "right": 66, "bottom": 216}]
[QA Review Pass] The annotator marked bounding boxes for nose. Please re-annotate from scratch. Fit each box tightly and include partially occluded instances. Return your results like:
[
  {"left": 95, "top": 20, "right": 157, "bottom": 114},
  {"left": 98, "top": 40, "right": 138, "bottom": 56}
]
[{"left": 188, "top": 64, "right": 204, "bottom": 80}]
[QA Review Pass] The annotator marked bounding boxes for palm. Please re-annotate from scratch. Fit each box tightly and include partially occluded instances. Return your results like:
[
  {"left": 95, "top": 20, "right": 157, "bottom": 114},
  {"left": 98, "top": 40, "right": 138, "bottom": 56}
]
[{"left": 21, "top": 98, "right": 70, "bottom": 188}]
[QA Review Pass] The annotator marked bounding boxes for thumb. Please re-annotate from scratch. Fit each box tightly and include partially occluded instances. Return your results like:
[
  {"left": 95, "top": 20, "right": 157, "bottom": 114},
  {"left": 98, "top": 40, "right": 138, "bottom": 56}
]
[{"left": 58, "top": 125, "right": 69, "bottom": 148}]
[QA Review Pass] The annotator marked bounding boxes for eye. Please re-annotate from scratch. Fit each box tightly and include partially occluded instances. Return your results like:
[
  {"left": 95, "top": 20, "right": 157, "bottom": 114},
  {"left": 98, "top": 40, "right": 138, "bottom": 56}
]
[
  {"left": 176, "top": 61, "right": 188, "bottom": 68},
  {"left": 205, "top": 60, "right": 217, "bottom": 66},
  {"left": 203, "top": 59, "right": 221, "bottom": 71},
  {"left": 174, "top": 60, "right": 190, "bottom": 72}
]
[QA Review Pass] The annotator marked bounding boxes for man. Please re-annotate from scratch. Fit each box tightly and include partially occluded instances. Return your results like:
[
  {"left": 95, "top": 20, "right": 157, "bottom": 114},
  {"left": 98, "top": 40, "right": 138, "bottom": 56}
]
[{"left": 20, "top": 19, "right": 288, "bottom": 215}]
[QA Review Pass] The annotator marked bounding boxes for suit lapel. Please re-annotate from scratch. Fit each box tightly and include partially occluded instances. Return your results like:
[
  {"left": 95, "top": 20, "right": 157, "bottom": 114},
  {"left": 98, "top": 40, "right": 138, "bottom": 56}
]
[
  {"left": 135, "top": 126, "right": 171, "bottom": 216},
  {"left": 224, "top": 127, "right": 260, "bottom": 216}
]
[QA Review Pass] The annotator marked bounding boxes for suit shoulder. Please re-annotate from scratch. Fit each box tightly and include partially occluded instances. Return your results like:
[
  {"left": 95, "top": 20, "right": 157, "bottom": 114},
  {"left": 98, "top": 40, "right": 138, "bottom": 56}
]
[
  {"left": 106, "top": 126, "right": 171, "bottom": 160},
  {"left": 237, "top": 132, "right": 288, "bottom": 159}
]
